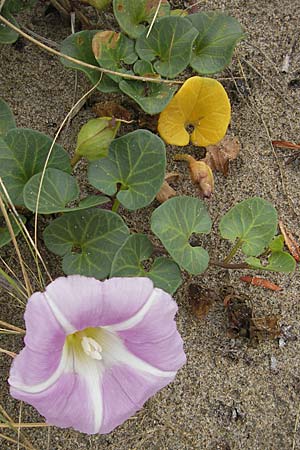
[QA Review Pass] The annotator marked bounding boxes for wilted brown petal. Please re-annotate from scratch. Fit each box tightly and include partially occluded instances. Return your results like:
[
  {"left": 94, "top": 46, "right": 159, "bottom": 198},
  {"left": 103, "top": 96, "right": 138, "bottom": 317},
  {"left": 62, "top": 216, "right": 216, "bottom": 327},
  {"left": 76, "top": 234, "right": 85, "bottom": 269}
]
[
  {"left": 156, "top": 181, "right": 176, "bottom": 203},
  {"left": 205, "top": 136, "right": 241, "bottom": 176}
]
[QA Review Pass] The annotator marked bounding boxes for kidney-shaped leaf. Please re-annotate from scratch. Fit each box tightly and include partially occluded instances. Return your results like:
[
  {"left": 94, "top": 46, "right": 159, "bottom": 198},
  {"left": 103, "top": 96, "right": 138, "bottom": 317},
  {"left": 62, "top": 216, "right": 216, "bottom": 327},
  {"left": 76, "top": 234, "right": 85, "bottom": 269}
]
[
  {"left": 92, "top": 31, "right": 137, "bottom": 82},
  {"left": 113, "top": 0, "right": 170, "bottom": 39},
  {"left": 60, "top": 30, "right": 120, "bottom": 94},
  {"left": 158, "top": 76, "right": 231, "bottom": 146},
  {"left": 119, "top": 79, "right": 176, "bottom": 114},
  {"left": 0, "top": 10, "right": 19, "bottom": 44},
  {"left": 136, "top": 16, "right": 198, "bottom": 78},
  {"left": 0, "top": 213, "right": 26, "bottom": 248},
  {"left": 0, "top": 129, "right": 70, "bottom": 206},
  {"left": 151, "top": 196, "right": 212, "bottom": 274},
  {"left": 0, "top": 98, "right": 16, "bottom": 137},
  {"left": 23, "top": 168, "right": 79, "bottom": 214},
  {"left": 219, "top": 197, "right": 278, "bottom": 257},
  {"left": 88, "top": 129, "right": 166, "bottom": 210},
  {"left": 246, "top": 251, "right": 296, "bottom": 273},
  {"left": 43, "top": 208, "right": 130, "bottom": 278},
  {"left": 110, "top": 233, "right": 182, "bottom": 293},
  {"left": 188, "top": 11, "right": 244, "bottom": 74}
]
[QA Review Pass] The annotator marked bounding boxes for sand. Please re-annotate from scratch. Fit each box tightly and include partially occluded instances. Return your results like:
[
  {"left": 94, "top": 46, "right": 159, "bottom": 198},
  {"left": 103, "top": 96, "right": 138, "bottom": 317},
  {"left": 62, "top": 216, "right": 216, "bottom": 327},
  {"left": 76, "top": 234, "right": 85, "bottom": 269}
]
[{"left": 0, "top": 0, "right": 300, "bottom": 448}]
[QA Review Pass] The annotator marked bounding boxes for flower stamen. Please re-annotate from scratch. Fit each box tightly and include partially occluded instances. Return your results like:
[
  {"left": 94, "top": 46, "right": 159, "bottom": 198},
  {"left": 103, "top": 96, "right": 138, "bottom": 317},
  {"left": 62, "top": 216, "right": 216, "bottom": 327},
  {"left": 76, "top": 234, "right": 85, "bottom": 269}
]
[{"left": 81, "top": 336, "right": 103, "bottom": 360}]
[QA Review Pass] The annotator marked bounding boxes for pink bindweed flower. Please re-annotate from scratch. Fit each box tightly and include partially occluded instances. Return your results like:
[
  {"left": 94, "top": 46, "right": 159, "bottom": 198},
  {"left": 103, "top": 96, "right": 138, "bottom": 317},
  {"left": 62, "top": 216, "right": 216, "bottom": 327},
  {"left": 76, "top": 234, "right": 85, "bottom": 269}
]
[{"left": 9, "top": 276, "right": 186, "bottom": 434}]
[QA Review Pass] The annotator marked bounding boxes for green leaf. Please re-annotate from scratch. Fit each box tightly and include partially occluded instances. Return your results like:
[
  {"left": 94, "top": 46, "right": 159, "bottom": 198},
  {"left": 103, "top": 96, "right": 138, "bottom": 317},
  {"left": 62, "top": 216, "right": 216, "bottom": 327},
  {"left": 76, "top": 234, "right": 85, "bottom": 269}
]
[
  {"left": 0, "top": 10, "right": 19, "bottom": 44},
  {"left": 0, "top": 213, "right": 26, "bottom": 248},
  {"left": 60, "top": 30, "right": 120, "bottom": 94},
  {"left": 4, "top": 0, "right": 36, "bottom": 13},
  {"left": 88, "top": 129, "right": 166, "bottom": 210},
  {"left": 75, "top": 117, "right": 120, "bottom": 161},
  {"left": 76, "top": 195, "right": 110, "bottom": 210},
  {"left": 246, "top": 252, "right": 296, "bottom": 273},
  {"left": 92, "top": 31, "right": 137, "bottom": 83},
  {"left": 0, "top": 98, "right": 16, "bottom": 137},
  {"left": 136, "top": 16, "right": 198, "bottom": 78},
  {"left": 113, "top": 0, "right": 170, "bottom": 39},
  {"left": 110, "top": 233, "right": 182, "bottom": 293},
  {"left": 43, "top": 208, "right": 130, "bottom": 278},
  {"left": 269, "top": 235, "right": 284, "bottom": 252},
  {"left": 188, "top": 11, "right": 245, "bottom": 74},
  {"left": 219, "top": 197, "right": 278, "bottom": 257},
  {"left": 23, "top": 168, "right": 79, "bottom": 214},
  {"left": 0, "top": 129, "right": 71, "bottom": 206},
  {"left": 133, "top": 59, "right": 155, "bottom": 75},
  {"left": 151, "top": 196, "right": 212, "bottom": 274},
  {"left": 119, "top": 79, "right": 176, "bottom": 114}
]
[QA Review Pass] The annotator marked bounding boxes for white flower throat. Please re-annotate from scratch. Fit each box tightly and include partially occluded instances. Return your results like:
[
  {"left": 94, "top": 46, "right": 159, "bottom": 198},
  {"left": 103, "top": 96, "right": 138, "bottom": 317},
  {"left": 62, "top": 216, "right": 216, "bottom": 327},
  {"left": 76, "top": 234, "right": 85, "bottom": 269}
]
[{"left": 81, "top": 336, "right": 103, "bottom": 360}]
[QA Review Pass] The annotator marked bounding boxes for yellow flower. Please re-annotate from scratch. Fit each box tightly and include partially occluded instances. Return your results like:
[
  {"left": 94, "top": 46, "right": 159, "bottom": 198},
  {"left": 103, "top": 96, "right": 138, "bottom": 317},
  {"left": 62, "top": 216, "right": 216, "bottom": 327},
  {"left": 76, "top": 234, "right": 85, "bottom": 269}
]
[{"left": 158, "top": 76, "right": 231, "bottom": 147}]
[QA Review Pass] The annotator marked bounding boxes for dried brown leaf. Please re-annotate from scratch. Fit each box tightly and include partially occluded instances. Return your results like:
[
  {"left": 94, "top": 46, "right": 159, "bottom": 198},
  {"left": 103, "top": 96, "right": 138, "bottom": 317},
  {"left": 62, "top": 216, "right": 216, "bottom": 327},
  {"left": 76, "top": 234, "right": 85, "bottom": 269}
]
[
  {"left": 224, "top": 295, "right": 252, "bottom": 338},
  {"left": 205, "top": 136, "right": 241, "bottom": 176},
  {"left": 188, "top": 284, "right": 216, "bottom": 319},
  {"left": 250, "top": 316, "right": 280, "bottom": 340},
  {"left": 272, "top": 140, "right": 300, "bottom": 150},
  {"left": 174, "top": 154, "right": 214, "bottom": 197},
  {"left": 92, "top": 101, "right": 133, "bottom": 122},
  {"left": 279, "top": 220, "right": 300, "bottom": 262},
  {"left": 156, "top": 181, "right": 176, "bottom": 203}
]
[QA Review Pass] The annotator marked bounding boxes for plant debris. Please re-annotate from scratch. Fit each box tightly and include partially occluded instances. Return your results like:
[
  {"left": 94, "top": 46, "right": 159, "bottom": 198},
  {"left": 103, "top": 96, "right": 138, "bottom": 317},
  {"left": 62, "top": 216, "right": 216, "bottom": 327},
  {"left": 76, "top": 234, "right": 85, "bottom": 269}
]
[
  {"left": 156, "top": 172, "right": 179, "bottom": 203},
  {"left": 204, "top": 136, "right": 241, "bottom": 176},
  {"left": 240, "top": 276, "right": 282, "bottom": 291},
  {"left": 92, "top": 100, "right": 133, "bottom": 122},
  {"left": 174, "top": 154, "right": 214, "bottom": 198},
  {"left": 272, "top": 140, "right": 300, "bottom": 150},
  {"left": 188, "top": 283, "right": 216, "bottom": 319},
  {"left": 278, "top": 220, "right": 300, "bottom": 262}
]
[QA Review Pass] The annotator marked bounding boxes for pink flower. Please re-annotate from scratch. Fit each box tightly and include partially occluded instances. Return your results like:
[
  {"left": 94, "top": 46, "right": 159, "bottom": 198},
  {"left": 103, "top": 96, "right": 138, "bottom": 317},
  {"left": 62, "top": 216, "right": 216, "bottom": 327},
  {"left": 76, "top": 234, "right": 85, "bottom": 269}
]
[{"left": 9, "top": 276, "right": 186, "bottom": 434}]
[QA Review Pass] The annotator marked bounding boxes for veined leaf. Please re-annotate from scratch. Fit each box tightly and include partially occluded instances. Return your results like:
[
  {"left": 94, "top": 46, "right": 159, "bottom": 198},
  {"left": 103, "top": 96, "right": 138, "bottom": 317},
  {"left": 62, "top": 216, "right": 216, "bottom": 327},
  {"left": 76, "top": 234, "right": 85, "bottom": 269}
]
[
  {"left": 0, "top": 10, "right": 19, "bottom": 44},
  {"left": 246, "top": 252, "right": 296, "bottom": 273},
  {"left": 92, "top": 31, "right": 137, "bottom": 83},
  {"left": 151, "top": 196, "right": 212, "bottom": 274},
  {"left": 88, "top": 129, "right": 166, "bottom": 210},
  {"left": 60, "top": 30, "right": 120, "bottom": 94},
  {"left": 0, "top": 98, "right": 16, "bottom": 137},
  {"left": 43, "top": 208, "right": 130, "bottom": 278},
  {"left": 188, "top": 11, "right": 244, "bottom": 74},
  {"left": 110, "top": 234, "right": 182, "bottom": 293},
  {"left": 0, "top": 129, "right": 70, "bottom": 206},
  {"left": 23, "top": 168, "right": 79, "bottom": 214},
  {"left": 219, "top": 197, "right": 278, "bottom": 256},
  {"left": 119, "top": 79, "right": 176, "bottom": 114},
  {"left": 136, "top": 16, "right": 198, "bottom": 78},
  {"left": 113, "top": 0, "right": 170, "bottom": 39}
]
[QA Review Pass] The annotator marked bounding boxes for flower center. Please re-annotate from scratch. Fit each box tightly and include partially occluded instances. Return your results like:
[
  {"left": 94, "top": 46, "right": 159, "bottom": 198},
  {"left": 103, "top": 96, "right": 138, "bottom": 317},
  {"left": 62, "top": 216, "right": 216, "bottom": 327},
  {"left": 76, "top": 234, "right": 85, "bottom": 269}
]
[
  {"left": 65, "top": 327, "right": 105, "bottom": 362},
  {"left": 81, "top": 336, "right": 103, "bottom": 360}
]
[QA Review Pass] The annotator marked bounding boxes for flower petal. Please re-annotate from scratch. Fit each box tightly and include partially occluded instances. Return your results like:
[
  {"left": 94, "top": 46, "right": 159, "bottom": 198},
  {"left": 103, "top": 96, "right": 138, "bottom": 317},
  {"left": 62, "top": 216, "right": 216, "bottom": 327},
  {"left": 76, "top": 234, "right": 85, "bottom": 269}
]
[
  {"left": 23, "top": 291, "right": 66, "bottom": 353},
  {"left": 106, "top": 288, "right": 186, "bottom": 371},
  {"left": 100, "top": 364, "right": 173, "bottom": 434},
  {"left": 10, "top": 373, "right": 97, "bottom": 434},
  {"left": 158, "top": 76, "right": 231, "bottom": 147},
  {"left": 44, "top": 276, "right": 154, "bottom": 331}
]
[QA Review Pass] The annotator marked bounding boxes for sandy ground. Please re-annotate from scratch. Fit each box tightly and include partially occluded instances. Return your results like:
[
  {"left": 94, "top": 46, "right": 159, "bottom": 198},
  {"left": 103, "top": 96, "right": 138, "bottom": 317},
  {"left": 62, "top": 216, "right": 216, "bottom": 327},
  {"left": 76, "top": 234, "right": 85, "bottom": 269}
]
[{"left": 0, "top": 0, "right": 300, "bottom": 449}]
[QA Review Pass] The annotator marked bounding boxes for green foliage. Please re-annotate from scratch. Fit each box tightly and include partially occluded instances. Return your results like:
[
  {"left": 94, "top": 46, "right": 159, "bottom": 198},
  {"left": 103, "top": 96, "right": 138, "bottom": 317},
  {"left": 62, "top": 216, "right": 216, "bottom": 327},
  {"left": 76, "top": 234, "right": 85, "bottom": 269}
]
[
  {"left": 0, "top": 99, "right": 16, "bottom": 137},
  {"left": 246, "top": 252, "right": 296, "bottom": 273},
  {"left": 0, "top": 129, "right": 70, "bottom": 206},
  {"left": 119, "top": 80, "right": 177, "bottom": 115},
  {"left": 92, "top": 31, "right": 137, "bottom": 83},
  {"left": 0, "top": 0, "right": 36, "bottom": 44},
  {"left": 151, "top": 196, "right": 212, "bottom": 274},
  {"left": 88, "top": 130, "right": 166, "bottom": 210},
  {"left": 135, "top": 16, "right": 198, "bottom": 78},
  {"left": 188, "top": 11, "right": 245, "bottom": 74},
  {"left": 23, "top": 168, "right": 79, "bottom": 214},
  {"left": 113, "top": 0, "right": 170, "bottom": 38},
  {"left": 43, "top": 209, "right": 130, "bottom": 278},
  {"left": 60, "top": 31, "right": 120, "bottom": 94},
  {"left": 110, "top": 233, "right": 182, "bottom": 293},
  {"left": 219, "top": 197, "right": 278, "bottom": 257},
  {"left": 0, "top": 213, "right": 26, "bottom": 248}
]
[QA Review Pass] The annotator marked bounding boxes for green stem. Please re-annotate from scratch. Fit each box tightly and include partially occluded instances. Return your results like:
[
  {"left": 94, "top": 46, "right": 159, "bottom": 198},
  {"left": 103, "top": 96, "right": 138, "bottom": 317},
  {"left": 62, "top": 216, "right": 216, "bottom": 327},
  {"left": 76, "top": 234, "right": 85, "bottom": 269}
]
[
  {"left": 223, "top": 238, "right": 243, "bottom": 264},
  {"left": 70, "top": 153, "right": 81, "bottom": 168},
  {"left": 112, "top": 198, "right": 120, "bottom": 212},
  {"left": 209, "top": 260, "right": 249, "bottom": 270}
]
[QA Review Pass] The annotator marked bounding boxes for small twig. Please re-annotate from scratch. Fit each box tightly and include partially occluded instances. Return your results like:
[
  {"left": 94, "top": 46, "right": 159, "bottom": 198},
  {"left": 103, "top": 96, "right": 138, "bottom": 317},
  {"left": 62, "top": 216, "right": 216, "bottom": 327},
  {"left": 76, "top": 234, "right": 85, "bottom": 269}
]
[
  {"left": 0, "top": 347, "right": 16, "bottom": 358},
  {"left": 0, "top": 193, "right": 32, "bottom": 296},
  {"left": 282, "top": 34, "right": 298, "bottom": 73},
  {"left": 21, "top": 26, "right": 59, "bottom": 48},
  {"left": 146, "top": 0, "right": 162, "bottom": 38},
  {"left": 0, "top": 422, "right": 50, "bottom": 429},
  {"left": 0, "top": 15, "right": 182, "bottom": 85},
  {"left": 0, "top": 320, "right": 25, "bottom": 333},
  {"left": 0, "top": 0, "right": 6, "bottom": 12}
]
